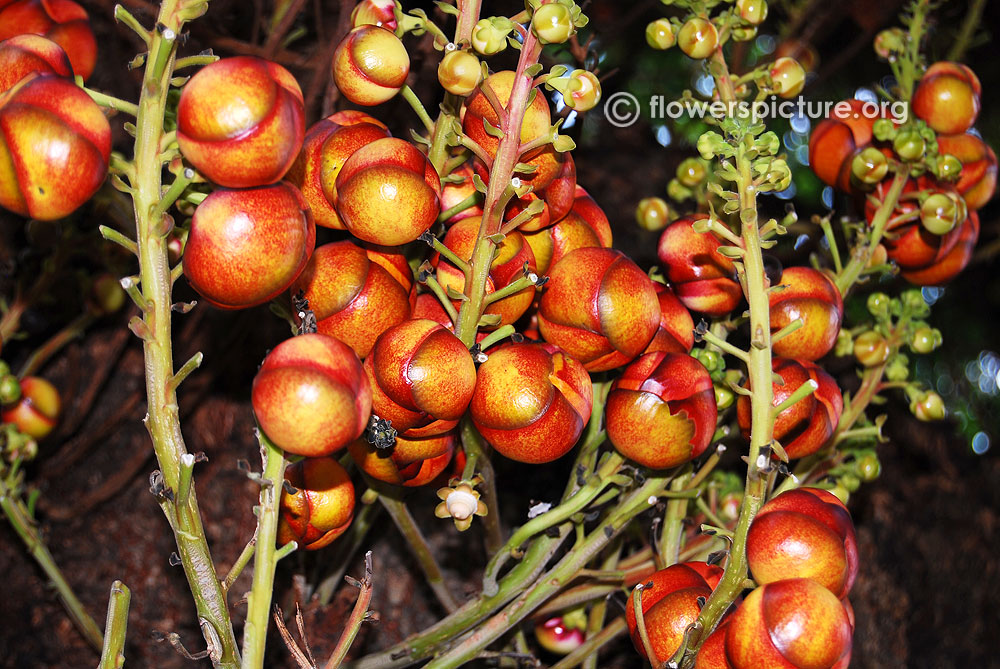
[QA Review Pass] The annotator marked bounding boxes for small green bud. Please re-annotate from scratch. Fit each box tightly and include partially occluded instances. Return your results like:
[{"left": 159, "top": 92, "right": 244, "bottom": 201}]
[
  {"left": 867, "top": 291, "right": 891, "bottom": 317},
  {"left": 676, "top": 157, "right": 709, "bottom": 188},
  {"left": 736, "top": 0, "right": 768, "bottom": 25},
  {"left": 840, "top": 473, "right": 861, "bottom": 492},
  {"left": 910, "top": 326, "right": 940, "bottom": 354},
  {"left": 667, "top": 179, "right": 693, "bottom": 202},
  {"left": 714, "top": 383, "right": 735, "bottom": 410},
  {"left": 471, "top": 18, "right": 509, "bottom": 55},
  {"left": 851, "top": 147, "right": 889, "bottom": 185},
  {"left": 695, "top": 349, "right": 724, "bottom": 372},
  {"left": 885, "top": 354, "right": 909, "bottom": 382},
  {"left": 911, "top": 390, "right": 945, "bottom": 421},
  {"left": 0, "top": 374, "right": 21, "bottom": 405},
  {"left": 873, "top": 28, "right": 906, "bottom": 60},
  {"left": 920, "top": 192, "right": 963, "bottom": 236},
  {"left": 531, "top": 3, "right": 574, "bottom": 44},
  {"left": 636, "top": 197, "right": 671, "bottom": 231},
  {"left": 936, "top": 154, "right": 963, "bottom": 181},
  {"left": 872, "top": 118, "right": 896, "bottom": 142},
  {"left": 893, "top": 130, "right": 926, "bottom": 162},
  {"left": 856, "top": 453, "right": 881, "bottom": 481},
  {"left": 645, "top": 18, "right": 675, "bottom": 50}
]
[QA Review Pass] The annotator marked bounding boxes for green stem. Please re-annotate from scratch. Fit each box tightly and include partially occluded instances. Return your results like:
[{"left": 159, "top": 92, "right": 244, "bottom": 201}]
[
  {"left": 947, "top": 0, "right": 986, "bottom": 62},
  {"left": 129, "top": 1, "right": 240, "bottom": 664},
  {"left": 684, "top": 55, "right": 773, "bottom": 660},
  {"left": 0, "top": 474, "right": 103, "bottom": 651},
  {"left": 460, "top": 418, "right": 504, "bottom": 554},
  {"left": 425, "top": 475, "right": 671, "bottom": 668},
  {"left": 323, "top": 552, "right": 375, "bottom": 669},
  {"left": 17, "top": 312, "right": 95, "bottom": 378},
  {"left": 656, "top": 472, "right": 692, "bottom": 569},
  {"left": 400, "top": 85, "right": 436, "bottom": 134},
  {"left": 97, "top": 581, "right": 131, "bottom": 669},
  {"left": 835, "top": 169, "right": 908, "bottom": 296},
  {"left": 240, "top": 434, "right": 288, "bottom": 669},
  {"left": 437, "top": 191, "right": 482, "bottom": 224},
  {"left": 481, "top": 453, "right": 626, "bottom": 596},
  {"left": 377, "top": 490, "right": 459, "bottom": 613},
  {"left": 453, "top": 31, "right": 543, "bottom": 347},
  {"left": 80, "top": 85, "right": 140, "bottom": 116}
]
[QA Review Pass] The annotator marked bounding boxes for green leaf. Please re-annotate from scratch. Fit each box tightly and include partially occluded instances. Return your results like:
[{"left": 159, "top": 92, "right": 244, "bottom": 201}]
[
  {"left": 433, "top": 0, "right": 459, "bottom": 16},
  {"left": 483, "top": 118, "right": 504, "bottom": 138},
  {"left": 471, "top": 174, "right": 488, "bottom": 193},
  {"left": 524, "top": 63, "right": 544, "bottom": 77}
]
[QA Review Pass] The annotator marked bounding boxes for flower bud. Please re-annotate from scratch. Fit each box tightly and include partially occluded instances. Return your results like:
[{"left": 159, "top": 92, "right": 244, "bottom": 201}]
[
  {"left": 912, "top": 61, "right": 981, "bottom": 135},
  {"left": 678, "top": 18, "right": 718, "bottom": 60},
  {"left": 278, "top": 456, "right": 354, "bottom": 550},
  {"left": 911, "top": 390, "right": 945, "bottom": 421},
  {"left": 676, "top": 157, "right": 708, "bottom": 188},
  {"left": 636, "top": 196, "right": 670, "bottom": 231},
  {"left": 853, "top": 330, "right": 889, "bottom": 367},
  {"left": 910, "top": 326, "right": 940, "bottom": 354},
  {"left": 769, "top": 57, "right": 805, "bottom": 98},
  {"left": 0, "top": 374, "right": 21, "bottom": 405},
  {"left": 350, "top": 0, "right": 397, "bottom": 30},
  {"left": 874, "top": 27, "right": 906, "bottom": 60},
  {"left": 471, "top": 18, "right": 508, "bottom": 55},
  {"left": 851, "top": 147, "right": 889, "bottom": 185},
  {"left": 658, "top": 215, "right": 742, "bottom": 317},
  {"left": 856, "top": 453, "right": 881, "bottom": 481},
  {"left": 333, "top": 25, "right": 409, "bottom": 106},
  {"left": 531, "top": 3, "right": 574, "bottom": 44},
  {"left": 893, "top": 129, "right": 926, "bottom": 162},
  {"left": 564, "top": 69, "right": 601, "bottom": 111},
  {"left": 645, "top": 18, "right": 675, "bottom": 50},
  {"left": 737, "top": 0, "right": 768, "bottom": 25},
  {"left": 0, "top": 34, "right": 72, "bottom": 94},
  {"left": 1, "top": 376, "right": 60, "bottom": 439},
  {"left": 919, "top": 191, "right": 963, "bottom": 235},
  {"left": 438, "top": 49, "right": 481, "bottom": 96},
  {"left": 535, "top": 615, "right": 586, "bottom": 655}
]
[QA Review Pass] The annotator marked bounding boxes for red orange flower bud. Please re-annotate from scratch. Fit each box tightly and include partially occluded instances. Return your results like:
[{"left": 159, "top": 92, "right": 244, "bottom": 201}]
[
  {"left": 539, "top": 247, "right": 659, "bottom": 372},
  {"left": 747, "top": 487, "right": 859, "bottom": 598},
  {"left": 471, "top": 342, "right": 592, "bottom": 463},
  {"left": 292, "top": 241, "right": 414, "bottom": 358},
  {"left": 184, "top": 183, "right": 315, "bottom": 309},
  {"left": 278, "top": 456, "right": 354, "bottom": 550},
  {"left": 770, "top": 267, "right": 843, "bottom": 361},
  {"left": 534, "top": 615, "right": 586, "bottom": 655},
  {"left": 333, "top": 25, "right": 409, "bottom": 106},
  {"left": 335, "top": 137, "right": 441, "bottom": 245},
  {"left": 935, "top": 133, "right": 996, "bottom": 211},
  {"left": 769, "top": 56, "right": 805, "bottom": 98},
  {"left": 0, "top": 34, "right": 71, "bottom": 94},
  {"left": 349, "top": 430, "right": 455, "bottom": 487},
  {"left": 0, "top": 73, "right": 110, "bottom": 220},
  {"left": 626, "top": 562, "right": 723, "bottom": 661},
  {"left": 285, "top": 111, "right": 390, "bottom": 230},
  {"left": 657, "top": 216, "right": 741, "bottom": 317},
  {"left": 606, "top": 352, "right": 715, "bottom": 469},
  {"left": 252, "top": 334, "right": 371, "bottom": 457},
  {"left": 808, "top": 100, "right": 879, "bottom": 192},
  {"left": 350, "top": 0, "right": 397, "bottom": 30},
  {"left": 0, "top": 0, "right": 95, "bottom": 79},
  {"left": 737, "top": 358, "right": 843, "bottom": 460},
  {"left": 177, "top": 56, "right": 305, "bottom": 188},
  {"left": 1, "top": 376, "right": 59, "bottom": 439},
  {"left": 912, "top": 62, "right": 981, "bottom": 135},
  {"left": 524, "top": 185, "right": 612, "bottom": 274},
  {"left": 541, "top": 152, "right": 577, "bottom": 223},
  {"left": 901, "top": 211, "right": 979, "bottom": 286},
  {"left": 365, "top": 319, "right": 476, "bottom": 436},
  {"left": 644, "top": 283, "right": 694, "bottom": 355},
  {"left": 726, "top": 578, "right": 852, "bottom": 669}
]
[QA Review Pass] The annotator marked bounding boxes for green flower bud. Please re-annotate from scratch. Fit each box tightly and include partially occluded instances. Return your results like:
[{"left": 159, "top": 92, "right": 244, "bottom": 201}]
[
  {"left": 678, "top": 17, "right": 718, "bottom": 60},
  {"left": 471, "top": 18, "right": 509, "bottom": 55},
  {"left": 851, "top": 147, "right": 889, "bottom": 185},
  {"left": 531, "top": 3, "right": 574, "bottom": 44},
  {"left": 937, "top": 154, "right": 963, "bottom": 181},
  {"left": 667, "top": 179, "right": 693, "bottom": 202},
  {"left": 885, "top": 354, "right": 909, "bottom": 382},
  {"left": 873, "top": 28, "right": 906, "bottom": 60},
  {"left": 736, "top": 0, "right": 768, "bottom": 25},
  {"left": 856, "top": 452, "right": 881, "bottom": 481},
  {"left": 893, "top": 130, "right": 926, "bottom": 162},
  {"left": 0, "top": 374, "right": 21, "bottom": 405},
  {"left": 636, "top": 197, "right": 671, "bottom": 231},
  {"left": 867, "top": 291, "right": 891, "bottom": 317},
  {"left": 854, "top": 331, "right": 890, "bottom": 367},
  {"left": 645, "top": 18, "right": 675, "bottom": 50},
  {"left": 910, "top": 326, "right": 940, "bottom": 354},
  {"left": 730, "top": 25, "right": 757, "bottom": 42},
  {"left": 872, "top": 118, "right": 896, "bottom": 142},
  {"left": 911, "top": 390, "right": 945, "bottom": 421},
  {"left": 920, "top": 192, "right": 963, "bottom": 236},
  {"left": 676, "top": 157, "right": 709, "bottom": 188},
  {"left": 563, "top": 69, "right": 601, "bottom": 111},
  {"left": 714, "top": 383, "right": 735, "bottom": 410},
  {"left": 840, "top": 473, "right": 861, "bottom": 492}
]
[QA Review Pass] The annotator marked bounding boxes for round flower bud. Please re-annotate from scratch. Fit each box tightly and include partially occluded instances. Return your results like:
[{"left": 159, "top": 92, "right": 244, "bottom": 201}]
[
  {"left": 1, "top": 376, "right": 60, "bottom": 439},
  {"left": 678, "top": 18, "right": 718, "bottom": 60},
  {"left": 0, "top": 34, "right": 72, "bottom": 95},
  {"left": 676, "top": 157, "right": 708, "bottom": 188},
  {"left": 0, "top": 0, "right": 97, "bottom": 79},
  {"left": 636, "top": 196, "right": 670, "bottom": 231},
  {"left": 471, "top": 18, "right": 508, "bottom": 55},
  {"left": 564, "top": 69, "right": 601, "bottom": 112},
  {"left": 893, "top": 129, "right": 926, "bottom": 162},
  {"left": 851, "top": 147, "right": 889, "bottom": 185},
  {"left": 910, "top": 326, "right": 940, "bottom": 354},
  {"left": 920, "top": 191, "right": 963, "bottom": 236},
  {"left": 769, "top": 57, "right": 805, "bottom": 98},
  {"left": 350, "top": 0, "right": 397, "bottom": 30},
  {"left": 645, "top": 18, "right": 675, "bottom": 50},
  {"left": 853, "top": 330, "right": 889, "bottom": 367},
  {"left": 332, "top": 25, "right": 409, "bottom": 106},
  {"left": 278, "top": 456, "right": 354, "bottom": 550},
  {"left": 874, "top": 27, "right": 906, "bottom": 60},
  {"left": 438, "top": 49, "right": 481, "bottom": 96},
  {"left": 531, "top": 3, "right": 574, "bottom": 44},
  {"left": 911, "top": 390, "right": 945, "bottom": 421},
  {"left": 737, "top": 0, "right": 768, "bottom": 25}
]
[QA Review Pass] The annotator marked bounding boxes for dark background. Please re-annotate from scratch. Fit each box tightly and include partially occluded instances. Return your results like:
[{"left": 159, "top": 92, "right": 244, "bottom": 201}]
[{"left": 1, "top": 0, "right": 999, "bottom": 666}]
